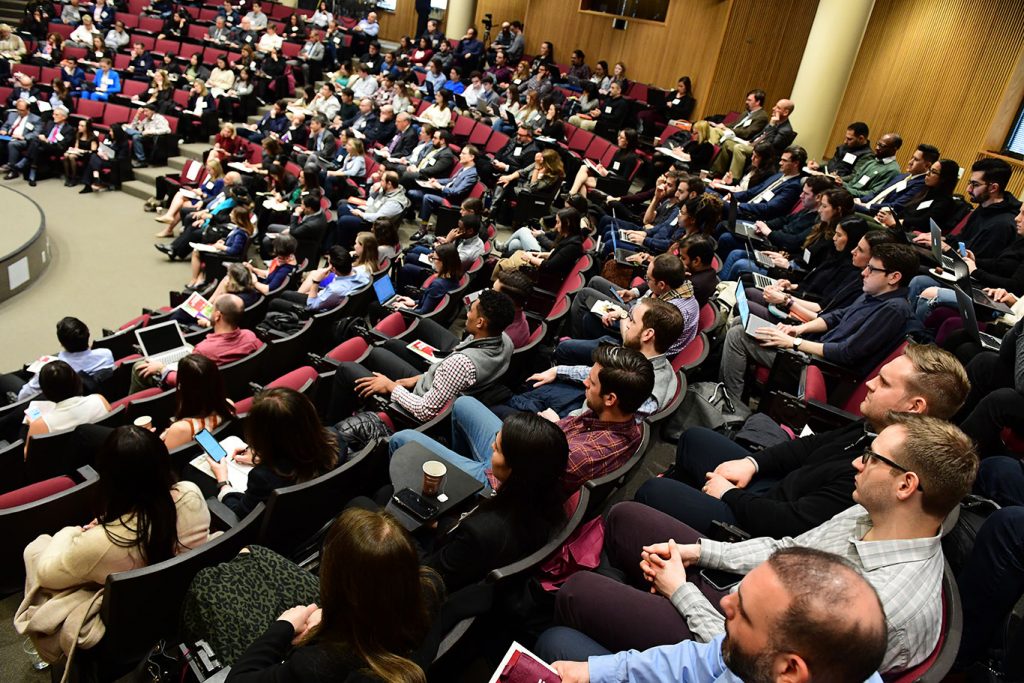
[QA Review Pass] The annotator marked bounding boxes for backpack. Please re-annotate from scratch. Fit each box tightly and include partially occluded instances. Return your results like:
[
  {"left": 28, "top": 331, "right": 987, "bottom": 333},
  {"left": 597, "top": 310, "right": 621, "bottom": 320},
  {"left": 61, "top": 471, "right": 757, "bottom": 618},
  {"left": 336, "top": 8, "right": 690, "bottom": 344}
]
[{"left": 255, "top": 310, "right": 306, "bottom": 337}]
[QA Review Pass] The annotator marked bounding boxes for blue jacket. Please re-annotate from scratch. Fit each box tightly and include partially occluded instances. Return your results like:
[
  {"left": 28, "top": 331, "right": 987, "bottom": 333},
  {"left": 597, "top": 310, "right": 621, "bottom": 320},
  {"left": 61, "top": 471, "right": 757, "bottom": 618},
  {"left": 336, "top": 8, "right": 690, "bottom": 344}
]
[
  {"left": 441, "top": 165, "right": 478, "bottom": 201},
  {"left": 735, "top": 173, "right": 802, "bottom": 220},
  {"left": 221, "top": 227, "right": 250, "bottom": 258},
  {"left": 859, "top": 173, "right": 926, "bottom": 213},
  {"left": 61, "top": 66, "right": 87, "bottom": 89},
  {"left": 642, "top": 207, "right": 685, "bottom": 253},
  {"left": 817, "top": 288, "right": 912, "bottom": 377},
  {"left": 93, "top": 68, "right": 121, "bottom": 95},
  {"left": 416, "top": 276, "right": 458, "bottom": 314},
  {"left": 442, "top": 79, "right": 465, "bottom": 95}
]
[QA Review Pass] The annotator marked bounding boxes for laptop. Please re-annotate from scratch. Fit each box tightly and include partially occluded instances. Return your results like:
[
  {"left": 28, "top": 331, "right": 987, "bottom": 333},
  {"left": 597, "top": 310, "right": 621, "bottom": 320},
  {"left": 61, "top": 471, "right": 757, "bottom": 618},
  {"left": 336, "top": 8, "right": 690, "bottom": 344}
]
[
  {"left": 726, "top": 193, "right": 759, "bottom": 239},
  {"left": 743, "top": 240, "right": 775, "bottom": 270},
  {"left": 752, "top": 272, "right": 778, "bottom": 289},
  {"left": 953, "top": 285, "right": 1003, "bottom": 351},
  {"left": 951, "top": 260, "right": 1014, "bottom": 315},
  {"left": 135, "top": 320, "right": 193, "bottom": 365},
  {"left": 735, "top": 282, "right": 775, "bottom": 337},
  {"left": 453, "top": 92, "right": 470, "bottom": 111},
  {"left": 424, "top": 80, "right": 435, "bottom": 99},
  {"left": 929, "top": 218, "right": 956, "bottom": 271},
  {"left": 609, "top": 208, "right": 640, "bottom": 266},
  {"left": 373, "top": 274, "right": 402, "bottom": 307},
  {"left": 504, "top": 109, "right": 518, "bottom": 131}
]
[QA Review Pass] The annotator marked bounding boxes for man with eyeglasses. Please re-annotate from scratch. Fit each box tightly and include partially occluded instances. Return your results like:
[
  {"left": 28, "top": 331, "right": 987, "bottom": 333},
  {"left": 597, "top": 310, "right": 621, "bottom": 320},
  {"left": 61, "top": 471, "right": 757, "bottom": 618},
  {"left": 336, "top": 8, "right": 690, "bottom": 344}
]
[
  {"left": 727, "top": 145, "right": 807, "bottom": 221},
  {"left": 546, "top": 413, "right": 978, "bottom": 676},
  {"left": 636, "top": 342, "right": 968, "bottom": 540},
  {"left": 720, "top": 243, "right": 918, "bottom": 403}
]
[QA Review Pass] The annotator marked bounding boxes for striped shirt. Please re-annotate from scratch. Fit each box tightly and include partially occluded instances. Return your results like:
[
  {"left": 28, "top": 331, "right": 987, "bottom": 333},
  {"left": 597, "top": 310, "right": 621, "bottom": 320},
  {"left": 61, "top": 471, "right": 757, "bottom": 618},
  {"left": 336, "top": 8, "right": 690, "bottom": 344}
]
[{"left": 674, "top": 504, "right": 943, "bottom": 673}]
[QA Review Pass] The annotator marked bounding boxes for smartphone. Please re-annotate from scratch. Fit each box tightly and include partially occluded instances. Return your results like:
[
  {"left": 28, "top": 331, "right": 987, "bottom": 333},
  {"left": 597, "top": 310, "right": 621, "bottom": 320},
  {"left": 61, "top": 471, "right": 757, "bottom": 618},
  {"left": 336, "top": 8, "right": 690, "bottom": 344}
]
[
  {"left": 700, "top": 568, "right": 744, "bottom": 592},
  {"left": 610, "top": 288, "right": 624, "bottom": 303},
  {"left": 195, "top": 428, "right": 228, "bottom": 463},
  {"left": 463, "top": 289, "right": 483, "bottom": 307},
  {"left": 392, "top": 488, "right": 440, "bottom": 522},
  {"left": 958, "top": 242, "right": 967, "bottom": 258}
]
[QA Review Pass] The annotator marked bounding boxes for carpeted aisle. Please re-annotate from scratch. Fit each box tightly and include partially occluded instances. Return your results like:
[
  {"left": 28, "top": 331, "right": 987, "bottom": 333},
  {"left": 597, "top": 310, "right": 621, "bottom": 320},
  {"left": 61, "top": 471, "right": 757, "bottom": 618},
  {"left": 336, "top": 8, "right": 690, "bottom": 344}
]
[{"left": 0, "top": 177, "right": 188, "bottom": 371}]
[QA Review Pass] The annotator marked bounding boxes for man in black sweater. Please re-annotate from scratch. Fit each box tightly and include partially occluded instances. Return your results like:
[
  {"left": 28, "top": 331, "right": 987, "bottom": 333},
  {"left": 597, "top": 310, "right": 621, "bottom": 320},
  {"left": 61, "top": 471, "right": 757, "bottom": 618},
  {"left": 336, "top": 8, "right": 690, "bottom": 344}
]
[{"left": 634, "top": 343, "right": 968, "bottom": 538}]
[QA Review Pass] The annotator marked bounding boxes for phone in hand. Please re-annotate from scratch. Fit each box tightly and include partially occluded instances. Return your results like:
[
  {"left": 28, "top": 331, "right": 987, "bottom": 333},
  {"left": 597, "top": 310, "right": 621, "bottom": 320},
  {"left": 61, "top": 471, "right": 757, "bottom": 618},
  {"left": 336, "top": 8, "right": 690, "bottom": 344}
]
[
  {"left": 195, "top": 428, "right": 228, "bottom": 463},
  {"left": 392, "top": 488, "right": 440, "bottom": 522},
  {"left": 958, "top": 242, "right": 967, "bottom": 258}
]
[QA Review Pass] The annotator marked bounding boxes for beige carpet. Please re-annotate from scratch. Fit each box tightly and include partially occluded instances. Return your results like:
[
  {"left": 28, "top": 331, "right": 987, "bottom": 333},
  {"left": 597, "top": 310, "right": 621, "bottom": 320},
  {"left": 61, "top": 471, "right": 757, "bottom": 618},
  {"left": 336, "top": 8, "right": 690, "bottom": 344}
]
[{"left": 0, "top": 176, "right": 187, "bottom": 371}]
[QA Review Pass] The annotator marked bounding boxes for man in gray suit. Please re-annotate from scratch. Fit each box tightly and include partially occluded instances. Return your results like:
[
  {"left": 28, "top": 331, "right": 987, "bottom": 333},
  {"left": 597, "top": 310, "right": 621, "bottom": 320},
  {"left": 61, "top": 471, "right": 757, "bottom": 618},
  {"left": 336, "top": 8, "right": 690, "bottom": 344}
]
[
  {"left": 1, "top": 100, "right": 42, "bottom": 177},
  {"left": 691, "top": 89, "right": 770, "bottom": 159},
  {"left": 712, "top": 98, "right": 797, "bottom": 179},
  {"left": 295, "top": 114, "right": 336, "bottom": 170}
]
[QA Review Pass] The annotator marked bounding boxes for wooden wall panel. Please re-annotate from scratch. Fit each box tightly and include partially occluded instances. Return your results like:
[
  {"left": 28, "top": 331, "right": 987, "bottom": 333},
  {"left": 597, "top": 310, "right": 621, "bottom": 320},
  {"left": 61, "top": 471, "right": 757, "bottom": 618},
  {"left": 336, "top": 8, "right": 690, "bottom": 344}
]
[
  {"left": 520, "top": 0, "right": 732, "bottom": 119},
  {"left": 376, "top": 0, "right": 418, "bottom": 42},
  {"left": 826, "top": 0, "right": 1024, "bottom": 196},
  {"left": 701, "top": 0, "right": 818, "bottom": 121},
  {"left": 474, "top": 0, "right": 529, "bottom": 31}
]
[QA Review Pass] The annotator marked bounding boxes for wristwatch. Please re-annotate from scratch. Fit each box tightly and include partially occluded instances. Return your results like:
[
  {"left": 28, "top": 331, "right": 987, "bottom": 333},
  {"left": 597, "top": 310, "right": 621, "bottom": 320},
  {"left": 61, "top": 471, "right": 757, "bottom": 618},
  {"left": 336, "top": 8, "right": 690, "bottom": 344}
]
[
  {"left": 216, "top": 480, "right": 229, "bottom": 489},
  {"left": 792, "top": 338, "right": 803, "bottom": 349}
]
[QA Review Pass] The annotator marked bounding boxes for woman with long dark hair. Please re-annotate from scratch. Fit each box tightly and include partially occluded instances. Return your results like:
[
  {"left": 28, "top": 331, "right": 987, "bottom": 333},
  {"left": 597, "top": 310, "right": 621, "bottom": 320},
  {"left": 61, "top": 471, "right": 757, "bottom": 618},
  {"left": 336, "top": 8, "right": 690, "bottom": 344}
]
[
  {"left": 18, "top": 426, "right": 210, "bottom": 664},
  {"left": 568, "top": 128, "right": 639, "bottom": 198},
  {"left": 161, "top": 354, "right": 235, "bottom": 450},
  {"left": 493, "top": 207, "right": 585, "bottom": 280},
  {"left": 226, "top": 508, "right": 438, "bottom": 683},
  {"left": 209, "top": 388, "right": 339, "bottom": 518},
  {"left": 877, "top": 158, "right": 962, "bottom": 234},
  {"left": 421, "top": 410, "right": 569, "bottom": 590}
]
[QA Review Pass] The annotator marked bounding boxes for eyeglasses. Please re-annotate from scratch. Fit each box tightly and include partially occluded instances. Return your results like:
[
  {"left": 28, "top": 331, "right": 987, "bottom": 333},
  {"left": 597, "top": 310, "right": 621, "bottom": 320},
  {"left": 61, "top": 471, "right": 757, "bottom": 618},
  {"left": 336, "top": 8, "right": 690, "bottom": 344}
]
[
  {"left": 864, "top": 264, "right": 891, "bottom": 275},
  {"left": 966, "top": 179, "right": 989, "bottom": 188},
  {"left": 861, "top": 449, "right": 923, "bottom": 491}
]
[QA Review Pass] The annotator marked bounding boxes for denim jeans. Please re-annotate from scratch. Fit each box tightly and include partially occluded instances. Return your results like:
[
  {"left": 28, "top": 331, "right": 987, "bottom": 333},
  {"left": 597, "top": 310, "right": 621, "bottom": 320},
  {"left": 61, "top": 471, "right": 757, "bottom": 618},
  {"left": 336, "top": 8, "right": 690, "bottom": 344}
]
[{"left": 387, "top": 395, "right": 501, "bottom": 490}]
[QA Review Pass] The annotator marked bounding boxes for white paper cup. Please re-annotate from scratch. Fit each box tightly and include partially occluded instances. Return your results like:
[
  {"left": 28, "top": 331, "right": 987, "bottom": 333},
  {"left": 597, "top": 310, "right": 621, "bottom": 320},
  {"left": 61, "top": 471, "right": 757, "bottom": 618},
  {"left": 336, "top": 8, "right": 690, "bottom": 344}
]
[{"left": 422, "top": 460, "right": 447, "bottom": 497}]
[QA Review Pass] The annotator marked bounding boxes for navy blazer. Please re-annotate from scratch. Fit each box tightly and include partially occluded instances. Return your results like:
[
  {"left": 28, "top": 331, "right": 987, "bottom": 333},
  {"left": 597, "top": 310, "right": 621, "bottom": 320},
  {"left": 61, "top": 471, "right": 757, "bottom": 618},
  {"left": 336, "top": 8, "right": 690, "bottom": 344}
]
[
  {"left": 859, "top": 173, "right": 925, "bottom": 213},
  {"left": 441, "top": 165, "right": 478, "bottom": 200},
  {"left": 736, "top": 173, "right": 802, "bottom": 220}
]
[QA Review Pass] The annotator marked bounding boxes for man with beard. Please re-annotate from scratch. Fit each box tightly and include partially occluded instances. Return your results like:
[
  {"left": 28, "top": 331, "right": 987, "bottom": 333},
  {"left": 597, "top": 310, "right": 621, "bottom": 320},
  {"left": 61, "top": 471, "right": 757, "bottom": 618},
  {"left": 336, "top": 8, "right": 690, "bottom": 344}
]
[
  {"left": 540, "top": 547, "right": 888, "bottom": 683},
  {"left": 542, "top": 413, "right": 977, "bottom": 676}
]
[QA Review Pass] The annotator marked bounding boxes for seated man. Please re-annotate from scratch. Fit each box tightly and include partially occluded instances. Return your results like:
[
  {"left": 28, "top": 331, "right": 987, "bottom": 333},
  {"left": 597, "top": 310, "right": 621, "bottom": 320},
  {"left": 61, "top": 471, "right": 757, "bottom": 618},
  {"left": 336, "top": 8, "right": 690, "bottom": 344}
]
[
  {"left": 540, "top": 547, "right": 888, "bottom": 683},
  {"left": 268, "top": 247, "right": 369, "bottom": 315},
  {"left": 408, "top": 145, "right": 480, "bottom": 238},
  {"left": 324, "top": 289, "right": 515, "bottom": 434},
  {"left": 130, "top": 294, "right": 262, "bottom": 392},
  {"left": 637, "top": 343, "right": 968, "bottom": 537},
  {"left": 551, "top": 413, "right": 977, "bottom": 674},
  {"left": 332, "top": 171, "right": 411, "bottom": 250},
  {"left": 840, "top": 133, "right": 902, "bottom": 199},
  {"left": 262, "top": 195, "right": 328, "bottom": 260},
  {"left": 720, "top": 243, "right": 917, "bottom": 403},
  {"left": 564, "top": 254, "right": 699, "bottom": 361},
  {"left": 853, "top": 143, "right": 936, "bottom": 216},
  {"left": 690, "top": 89, "right": 770, "bottom": 150},
  {"left": 123, "top": 104, "right": 171, "bottom": 168},
  {"left": 3, "top": 317, "right": 114, "bottom": 403},
  {"left": 477, "top": 125, "right": 539, "bottom": 187},
  {"left": 594, "top": 170, "right": 682, "bottom": 241},
  {"left": 678, "top": 234, "right": 720, "bottom": 306},
  {"left": 607, "top": 175, "right": 702, "bottom": 256},
  {"left": 711, "top": 98, "right": 796, "bottom": 180},
  {"left": 391, "top": 128, "right": 458, "bottom": 188},
  {"left": 807, "top": 120, "right": 872, "bottom": 179},
  {"left": 387, "top": 343, "right": 654, "bottom": 494},
  {"left": 725, "top": 145, "right": 805, "bottom": 221},
  {"left": 505, "top": 299, "right": 682, "bottom": 420}
]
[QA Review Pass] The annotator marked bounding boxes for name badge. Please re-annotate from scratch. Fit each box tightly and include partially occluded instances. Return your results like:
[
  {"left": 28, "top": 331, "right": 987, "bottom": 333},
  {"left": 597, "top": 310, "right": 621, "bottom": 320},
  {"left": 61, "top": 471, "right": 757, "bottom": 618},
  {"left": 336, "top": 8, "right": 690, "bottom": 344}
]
[
  {"left": 612, "top": 161, "right": 620, "bottom": 170},
  {"left": 427, "top": 158, "right": 436, "bottom": 166},
  {"left": 842, "top": 152, "right": 856, "bottom": 165},
  {"left": 671, "top": 98, "right": 680, "bottom": 105},
  {"left": 670, "top": 216, "right": 678, "bottom": 226},
  {"left": 856, "top": 174, "right": 869, "bottom": 187},
  {"left": 513, "top": 146, "right": 522, "bottom": 155},
  {"left": 55, "top": 132, "right": 63, "bottom": 142},
  {"left": 917, "top": 199, "right": 934, "bottom": 210},
  {"left": 759, "top": 189, "right": 774, "bottom": 202},
  {"left": 604, "top": 106, "right": 612, "bottom": 114},
  {"left": 803, "top": 248, "right": 811, "bottom": 263},
  {"left": 366, "top": 61, "right": 375, "bottom": 69}
]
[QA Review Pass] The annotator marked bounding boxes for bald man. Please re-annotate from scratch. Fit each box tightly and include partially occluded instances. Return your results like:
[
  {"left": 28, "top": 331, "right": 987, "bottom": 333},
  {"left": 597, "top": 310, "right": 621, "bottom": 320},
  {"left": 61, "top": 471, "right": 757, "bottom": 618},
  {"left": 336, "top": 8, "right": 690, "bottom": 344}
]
[
  {"left": 541, "top": 547, "right": 887, "bottom": 683},
  {"left": 713, "top": 98, "right": 797, "bottom": 180}
]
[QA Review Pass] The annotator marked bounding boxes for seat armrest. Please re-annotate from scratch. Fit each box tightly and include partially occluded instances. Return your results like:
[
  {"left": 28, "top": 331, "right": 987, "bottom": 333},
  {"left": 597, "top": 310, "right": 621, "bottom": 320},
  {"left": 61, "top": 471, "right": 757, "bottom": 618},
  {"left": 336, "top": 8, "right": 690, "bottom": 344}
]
[{"left": 206, "top": 496, "right": 241, "bottom": 530}]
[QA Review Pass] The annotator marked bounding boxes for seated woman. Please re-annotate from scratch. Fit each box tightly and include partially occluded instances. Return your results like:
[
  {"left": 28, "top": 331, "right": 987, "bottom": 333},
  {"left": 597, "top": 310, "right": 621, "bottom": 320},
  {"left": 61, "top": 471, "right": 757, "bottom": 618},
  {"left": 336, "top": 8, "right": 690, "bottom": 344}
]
[
  {"left": 385, "top": 242, "right": 464, "bottom": 317},
  {"left": 245, "top": 233, "right": 299, "bottom": 295},
  {"left": 225, "top": 508, "right": 438, "bottom": 682},
  {"left": 537, "top": 101, "right": 567, "bottom": 143},
  {"left": 747, "top": 218, "right": 882, "bottom": 324},
  {"left": 204, "top": 262, "right": 262, "bottom": 309},
  {"left": 352, "top": 230, "right": 380, "bottom": 277},
  {"left": 210, "top": 122, "right": 247, "bottom": 164},
  {"left": 151, "top": 156, "right": 225, "bottom": 234},
  {"left": 219, "top": 67, "right": 256, "bottom": 123},
  {"left": 208, "top": 388, "right": 339, "bottom": 518},
  {"left": 30, "top": 31, "right": 63, "bottom": 65},
  {"left": 719, "top": 186, "right": 854, "bottom": 281},
  {"left": 876, "top": 158, "right": 963, "bottom": 234},
  {"left": 392, "top": 408, "right": 570, "bottom": 591},
  {"left": 138, "top": 69, "right": 175, "bottom": 115},
  {"left": 419, "top": 89, "right": 452, "bottom": 129},
  {"left": 62, "top": 118, "right": 98, "bottom": 187},
  {"left": 161, "top": 354, "right": 235, "bottom": 451},
  {"left": 16, "top": 426, "right": 210, "bottom": 666},
  {"left": 373, "top": 217, "right": 401, "bottom": 263},
  {"left": 398, "top": 214, "right": 482, "bottom": 288},
  {"left": 567, "top": 128, "right": 639, "bottom": 199},
  {"left": 491, "top": 207, "right": 584, "bottom": 282},
  {"left": 78, "top": 122, "right": 129, "bottom": 193},
  {"left": 492, "top": 148, "right": 564, "bottom": 222},
  {"left": 323, "top": 137, "right": 366, "bottom": 201},
  {"left": 23, "top": 360, "right": 110, "bottom": 454},
  {"left": 184, "top": 206, "right": 255, "bottom": 290},
  {"left": 180, "top": 79, "right": 217, "bottom": 144}
]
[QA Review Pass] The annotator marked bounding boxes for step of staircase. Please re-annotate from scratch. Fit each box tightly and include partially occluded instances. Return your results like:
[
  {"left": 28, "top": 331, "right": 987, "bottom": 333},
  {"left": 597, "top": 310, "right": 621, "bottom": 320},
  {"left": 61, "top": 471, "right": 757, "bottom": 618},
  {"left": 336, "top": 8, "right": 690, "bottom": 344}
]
[
  {"left": 167, "top": 156, "right": 186, "bottom": 171},
  {"left": 131, "top": 164, "right": 172, "bottom": 187},
  {"left": 121, "top": 179, "right": 154, "bottom": 201},
  {"left": 179, "top": 142, "right": 208, "bottom": 162}
]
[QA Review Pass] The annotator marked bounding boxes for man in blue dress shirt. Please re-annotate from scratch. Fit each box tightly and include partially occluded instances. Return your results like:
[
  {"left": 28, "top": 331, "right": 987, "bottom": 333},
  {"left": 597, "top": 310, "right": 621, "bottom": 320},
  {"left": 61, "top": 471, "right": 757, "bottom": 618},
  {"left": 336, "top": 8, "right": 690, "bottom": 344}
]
[{"left": 540, "top": 547, "right": 886, "bottom": 683}]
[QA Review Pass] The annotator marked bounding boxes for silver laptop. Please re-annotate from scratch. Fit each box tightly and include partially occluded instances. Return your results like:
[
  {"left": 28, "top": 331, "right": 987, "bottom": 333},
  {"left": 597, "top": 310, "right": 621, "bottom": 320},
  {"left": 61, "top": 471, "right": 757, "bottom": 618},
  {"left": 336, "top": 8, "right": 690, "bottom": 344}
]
[
  {"left": 752, "top": 272, "right": 778, "bottom": 289},
  {"left": 929, "top": 218, "right": 955, "bottom": 270},
  {"left": 135, "top": 320, "right": 193, "bottom": 365},
  {"left": 735, "top": 282, "right": 774, "bottom": 337}
]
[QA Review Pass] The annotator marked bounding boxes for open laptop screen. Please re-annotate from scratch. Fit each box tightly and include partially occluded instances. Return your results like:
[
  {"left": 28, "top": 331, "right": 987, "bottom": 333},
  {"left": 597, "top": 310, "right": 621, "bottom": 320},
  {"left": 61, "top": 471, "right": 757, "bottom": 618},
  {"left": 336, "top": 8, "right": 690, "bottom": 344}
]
[
  {"left": 136, "top": 321, "right": 186, "bottom": 357},
  {"left": 374, "top": 274, "right": 397, "bottom": 304}
]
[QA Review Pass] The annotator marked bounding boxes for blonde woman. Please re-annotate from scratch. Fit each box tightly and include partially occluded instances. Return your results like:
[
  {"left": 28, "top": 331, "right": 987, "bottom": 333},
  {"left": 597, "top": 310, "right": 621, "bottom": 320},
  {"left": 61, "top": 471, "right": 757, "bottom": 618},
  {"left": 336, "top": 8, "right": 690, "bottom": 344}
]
[
  {"left": 352, "top": 231, "right": 380, "bottom": 276},
  {"left": 185, "top": 206, "right": 255, "bottom": 289}
]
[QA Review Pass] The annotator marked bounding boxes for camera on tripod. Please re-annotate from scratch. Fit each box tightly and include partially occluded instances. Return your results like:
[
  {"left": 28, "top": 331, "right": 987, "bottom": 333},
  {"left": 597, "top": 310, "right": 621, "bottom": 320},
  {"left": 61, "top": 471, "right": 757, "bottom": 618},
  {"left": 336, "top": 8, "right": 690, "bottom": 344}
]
[{"left": 481, "top": 13, "right": 493, "bottom": 30}]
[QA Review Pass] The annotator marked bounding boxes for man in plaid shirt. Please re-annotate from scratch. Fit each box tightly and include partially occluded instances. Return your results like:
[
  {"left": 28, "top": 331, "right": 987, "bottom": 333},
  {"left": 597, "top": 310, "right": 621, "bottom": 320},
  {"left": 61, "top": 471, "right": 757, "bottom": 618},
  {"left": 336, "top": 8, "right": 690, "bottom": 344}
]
[{"left": 548, "top": 414, "right": 978, "bottom": 676}]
